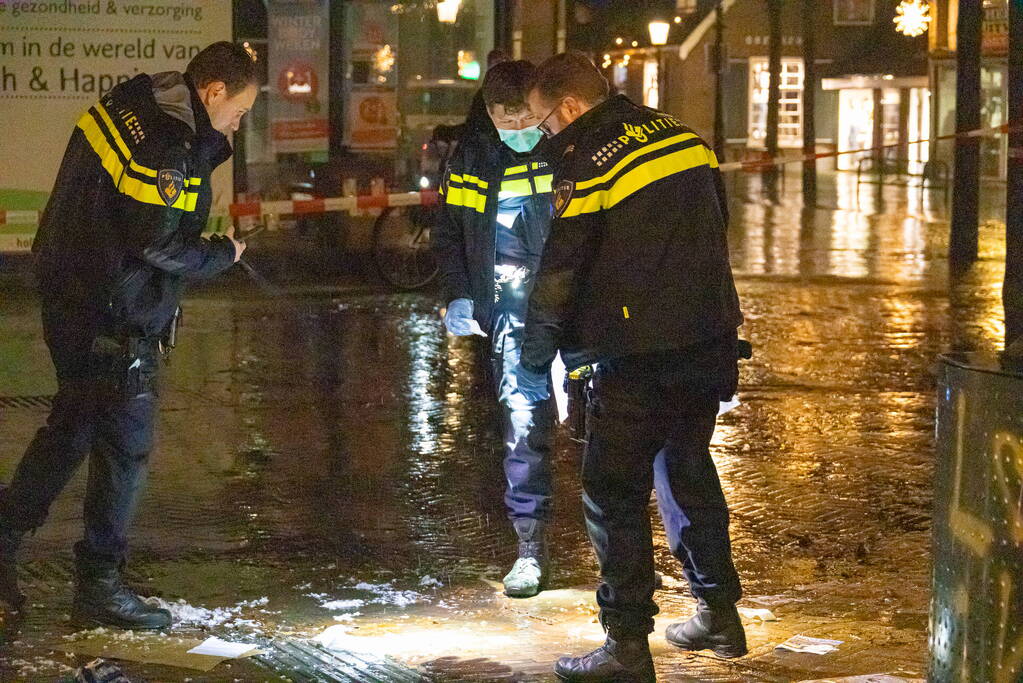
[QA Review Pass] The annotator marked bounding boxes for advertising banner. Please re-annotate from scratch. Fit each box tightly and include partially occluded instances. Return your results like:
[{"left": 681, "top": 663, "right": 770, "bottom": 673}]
[
  {"left": 346, "top": 89, "right": 398, "bottom": 150},
  {"left": 0, "top": 0, "right": 232, "bottom": 252},
  {"left": 343, "top": 2, "right": 397, "bottom": 151},
  {"left": 268, "top": 0, "right": 330, "bottom": 155}
]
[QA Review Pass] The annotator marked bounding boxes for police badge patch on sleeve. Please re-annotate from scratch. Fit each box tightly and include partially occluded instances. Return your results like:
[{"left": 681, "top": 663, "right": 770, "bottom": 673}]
[
  {"left": 553, "top": 180, "right": 574, "bottom": 218},
  {"left": 157, "top": 169, "right": 185, "bottom": 206}
]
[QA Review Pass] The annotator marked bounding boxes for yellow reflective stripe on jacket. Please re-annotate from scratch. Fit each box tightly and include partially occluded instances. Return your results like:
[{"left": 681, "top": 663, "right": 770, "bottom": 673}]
[
  {"left": 576, "top": 132, "right": 698, "bottom": 191},
  {"left": 560, "top": 144, "right": 713, "bottom": 218},
  {"left": 94, "top": 102, "right": 161, "bottom": 180},
  {"left": 498, "top": 173, "right": 553, "bottom": 198},
  {"left": 503, "top": 162, "right": 547, "bottom": 175},
  {"left": 462, "top": 173, "right": 489, "bottom": 190},
  {"left": 77, "top": 110, "right": 198, "bottom": 211},
  {"left": 444, "top": 185, "right": 487, "bottom": 213}
]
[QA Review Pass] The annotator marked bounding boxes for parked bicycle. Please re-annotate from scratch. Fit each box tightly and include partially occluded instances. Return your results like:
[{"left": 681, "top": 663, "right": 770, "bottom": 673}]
[{"left": 370, "top": 122, "right": 465, "bottom": 291}]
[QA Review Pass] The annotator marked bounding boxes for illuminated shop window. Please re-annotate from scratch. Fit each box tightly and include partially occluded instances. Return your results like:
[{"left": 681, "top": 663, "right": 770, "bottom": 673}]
[
  {"left": 643, "top": 59, "right": 659, "bottom": 109},
  {"left": 748, "top": 57, "right": 803, "bottom": 148},
  {"left": 676, "top": 0, "right": 697, "bottom": 15}
]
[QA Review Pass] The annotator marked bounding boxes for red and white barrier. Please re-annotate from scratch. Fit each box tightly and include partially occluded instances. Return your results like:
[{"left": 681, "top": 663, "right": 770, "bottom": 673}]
[
  {"left": 1, "top": 123, "right": 1018, "bottom": 231},
  {"left": 229, "top": 190, "right": 440, "bottom": 219},
  {"left": 0, "top": 210, "right": 41, "bottom": 225}
]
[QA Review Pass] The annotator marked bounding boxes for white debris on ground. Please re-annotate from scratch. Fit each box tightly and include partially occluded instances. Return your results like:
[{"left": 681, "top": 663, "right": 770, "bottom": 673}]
[
  {"left": 319, "top": 599, "right": 366, "bottom": 611},
  {"left": 738, "top": 606, "right": 779, "bottom": 622},
  {"left": 333, "top": 613, "right": 361, "bottom": 622},
  {"left": 353, "top": 581, "right": 422, "bottom": 608},
  {"left": 795, "top": 677, "right": 923, "bottom": 683},
  {"left": 10, "top": 657, "right": 75, "bottom": 678},
  {"left": 142, "top": 597, "right": 269, "bottom": 632},
  {"left": 309, "top": 581, "right": 427, "bottom": 612},
  {"left": 776, "top": 634, "right": 843, "bottom": 655},
  {"left": 64, "top": 626, "right": 195, "bottom": 645},
  {"left": 750, "top": 594, "right": 810, "bottom": 607}
]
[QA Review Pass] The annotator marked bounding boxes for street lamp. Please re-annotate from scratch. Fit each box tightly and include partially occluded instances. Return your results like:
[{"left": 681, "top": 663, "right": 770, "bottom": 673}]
[
  {"left": 437, "top": 0, "right": 460, "bottom": 24},
  {"left": 648, "top": 20, "right": 671, "bottom": 111},
  {"left": 648, "top": 20, "right": 671, "bottom": 46}
]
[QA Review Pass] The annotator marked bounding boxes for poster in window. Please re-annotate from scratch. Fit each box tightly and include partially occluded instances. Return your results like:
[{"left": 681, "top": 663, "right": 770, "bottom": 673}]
[
  {"left": 269, "top": 0, "right": 330, "bottom": 154},
  {"left": 346, "top": 90, "right": 399, "bottom": 150},
  {"left": 0, "top": 0, "right": 231, "bottom": 253}
]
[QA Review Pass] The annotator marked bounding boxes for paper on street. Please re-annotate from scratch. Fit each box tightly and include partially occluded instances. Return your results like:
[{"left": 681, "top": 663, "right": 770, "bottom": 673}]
[
  {"left": 187, "top": 636, "right": 263, "bottom": 658},
  {"left": 737, "top": 606, "right": 778, "bottom": 622},
  {"left": 718, "top": 395, "right": 741, "bottom": 415},
  {"left": 776, "top": 634, "right": 843, "bottom": 654},
  {"left": 795, "top": 677, "right": 923, "bottom": 683},
  {"left": 62, "top": 632, "right": 226, "bottom": 672},
  {"left": 551, "top": 352, "right": 569, "bottom": 423}
]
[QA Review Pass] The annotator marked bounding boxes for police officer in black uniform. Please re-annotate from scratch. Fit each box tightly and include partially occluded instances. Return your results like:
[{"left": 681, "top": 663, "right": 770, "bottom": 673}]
[
  {"left": 433, "top": 60, "right": 557, "bottom": 598},
  {"left": 0, "top": 43, "right": 257, "bottom": 629},
  {"left": 514, "top": 52, "right": 748, "bottom": 681}
]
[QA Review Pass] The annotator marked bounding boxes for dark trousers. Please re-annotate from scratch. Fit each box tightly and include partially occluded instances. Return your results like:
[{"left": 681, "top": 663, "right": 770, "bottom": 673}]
[
  {"left": 0, "top": 302, "right": 158, "bottom": 565},
  {"left": 582, "top": 346, "right": 742, "bottom": 637},
  {"left": 490, "top": 300, "right": 555, "bottom": 526}
]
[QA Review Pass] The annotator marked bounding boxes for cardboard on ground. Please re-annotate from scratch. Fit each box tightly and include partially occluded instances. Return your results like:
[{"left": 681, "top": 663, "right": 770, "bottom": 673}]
[{"left": 61, "top": 632, "right": 259, "bottom": 672}]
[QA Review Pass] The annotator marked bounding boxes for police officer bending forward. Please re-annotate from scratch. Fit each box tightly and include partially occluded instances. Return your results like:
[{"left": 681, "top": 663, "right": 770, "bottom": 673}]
[
  {"left": 514, "top": 52, "right": 748, "bottom": 681},
  {"left": 0, "top": 42, "right": 257, "bottom": 629},
  {"left": 434, "top": 60, "right": 557, "bottom": 598}
]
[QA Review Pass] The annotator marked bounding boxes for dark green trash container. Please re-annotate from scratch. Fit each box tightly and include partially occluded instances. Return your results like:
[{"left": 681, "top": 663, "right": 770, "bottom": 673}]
[{"left": 932, "top": 353, "right": 1023, "bottom": 682}]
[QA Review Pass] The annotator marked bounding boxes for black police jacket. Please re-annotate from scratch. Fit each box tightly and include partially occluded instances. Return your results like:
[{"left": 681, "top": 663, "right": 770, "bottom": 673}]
[
  {"left": 520, "top": 95, "right": 743, "bottom": 373},
  {"left": 433, "top": 120, "right": 554, "bottom": 331},
  {"left": 32, "top": 72, "right": 236, "bottom": 342}
]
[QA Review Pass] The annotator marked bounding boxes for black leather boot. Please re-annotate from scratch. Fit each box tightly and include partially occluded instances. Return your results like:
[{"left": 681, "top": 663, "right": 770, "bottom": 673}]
[
  {"left": 554, "top": 634, "right": 655, "bottom": 682},
  {"left": 665, "top": 601, "right": 748, "bottom": 659},
  {"left": 72, "top": 562, "right": 171, "bottom": 630},
  {"left": 503, "top": 519, "right": 548, "bottom": 598},
  {"left": 0, "top": 528, "right": 25, "bottom": 610}
]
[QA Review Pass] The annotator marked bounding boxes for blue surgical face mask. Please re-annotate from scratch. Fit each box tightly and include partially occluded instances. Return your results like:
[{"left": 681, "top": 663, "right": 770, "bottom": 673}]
[{"left": 498, "top": 125, "right": 543, "bottom": 154}]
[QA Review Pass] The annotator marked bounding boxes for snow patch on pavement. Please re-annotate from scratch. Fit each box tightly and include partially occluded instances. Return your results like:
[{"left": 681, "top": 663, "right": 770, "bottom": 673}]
[
  {"left": 320, "top": 598, "right": 366, "bottom": 611},
  {"left": 143, "top": 597, "right": 268, "bottom": 631}
]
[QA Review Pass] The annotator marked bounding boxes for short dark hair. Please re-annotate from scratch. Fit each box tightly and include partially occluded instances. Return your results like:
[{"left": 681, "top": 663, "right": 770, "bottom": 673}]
[
  {"left": 532, "top": 51, "right": 609, "bottom": 107},
  {"left": 186, "top": 41, "right": 258, "bottom": 97},
  {"left": 487, "top": 49, "right": 509, "bottom": 69},
  {"left": 482, "top": 60, "right": 537, "bottom": 113}
]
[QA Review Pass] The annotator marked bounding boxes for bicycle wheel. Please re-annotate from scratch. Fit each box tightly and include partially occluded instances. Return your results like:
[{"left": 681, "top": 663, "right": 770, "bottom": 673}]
[{"left": 372, "top": 206, "right": 440, "bottom": 290}]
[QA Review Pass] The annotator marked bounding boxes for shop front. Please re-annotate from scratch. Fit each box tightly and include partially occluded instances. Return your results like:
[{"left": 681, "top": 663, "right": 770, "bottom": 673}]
[
  {"left": 822, "top": 75, "right": 930, "bottom": 174},
  {"left": 236, "top": 0, "right": 495, "bottom": 203},
  {"left": 928, "top": 0, "right": 1009, "bottom": 180}
]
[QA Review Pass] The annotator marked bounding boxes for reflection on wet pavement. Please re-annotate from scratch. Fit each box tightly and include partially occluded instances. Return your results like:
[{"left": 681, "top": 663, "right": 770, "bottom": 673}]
[{"left": 0, "top": 173, "right": 1008, "bottom": 681}]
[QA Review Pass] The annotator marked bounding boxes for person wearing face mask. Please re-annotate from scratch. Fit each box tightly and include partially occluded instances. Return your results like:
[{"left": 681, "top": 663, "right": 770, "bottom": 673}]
[
  {"left": 513, "top": 52, "right": 748, "bottom": 682},
  {"left": 432, "top": 60, "right": 556, "bottom": 598},
  {"left": 0, "top": 42, "right": 256, "bottom": 629}
]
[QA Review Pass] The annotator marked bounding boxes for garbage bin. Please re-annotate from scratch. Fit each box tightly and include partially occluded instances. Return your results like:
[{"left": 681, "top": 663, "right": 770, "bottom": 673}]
[{"left": 932, "top": 353, "right": 1023, "bottom": 682}]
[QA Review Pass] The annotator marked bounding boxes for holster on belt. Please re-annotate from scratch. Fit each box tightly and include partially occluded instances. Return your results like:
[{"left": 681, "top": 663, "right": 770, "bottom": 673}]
[
  {"left": 566, "top": 365, "right": 594, "bottom": 436},
  {"left": 90, "top": 334, "right": 157, "bottom": 400},
  {"left": 160, "top": 307, "right": 182, "bottom": 362}
]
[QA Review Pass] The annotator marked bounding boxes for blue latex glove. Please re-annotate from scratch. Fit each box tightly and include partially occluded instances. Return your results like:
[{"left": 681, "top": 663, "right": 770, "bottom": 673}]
[
  {"left": 514, "top": 363, "right": 550, "bottom": 402},
  {"left": 443, "top": 298, "right": 486, "bottom": 336}
]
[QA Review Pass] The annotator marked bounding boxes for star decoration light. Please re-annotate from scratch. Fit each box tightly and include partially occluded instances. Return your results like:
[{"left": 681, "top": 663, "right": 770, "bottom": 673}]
[{"left": 894, "top": 0, "right": 931, "bottom": 38}]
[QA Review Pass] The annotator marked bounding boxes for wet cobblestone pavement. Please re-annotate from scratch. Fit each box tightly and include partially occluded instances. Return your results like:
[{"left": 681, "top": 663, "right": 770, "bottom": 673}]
[{"left": 0, "top": 174, "right": 1009, "bottom": 681}]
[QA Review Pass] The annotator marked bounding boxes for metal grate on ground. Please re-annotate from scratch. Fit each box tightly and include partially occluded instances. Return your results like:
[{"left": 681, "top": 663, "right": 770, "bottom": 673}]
[
  {"left": 0, "top": 395, "right": 53, "bottom": 410},
  {"left": 253, "top": 638, "right": 434, "bottom": 683}
]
